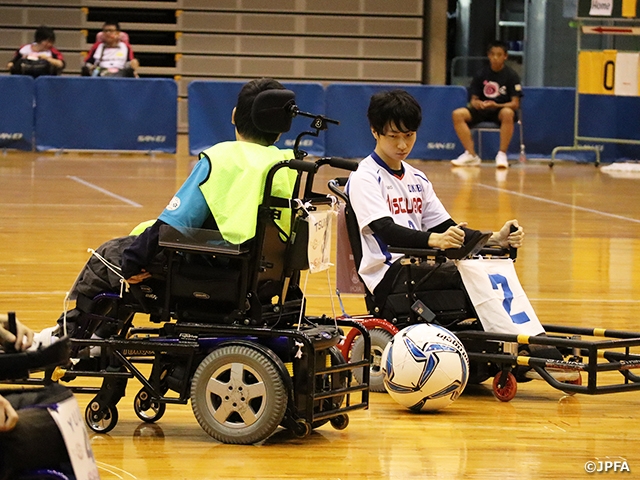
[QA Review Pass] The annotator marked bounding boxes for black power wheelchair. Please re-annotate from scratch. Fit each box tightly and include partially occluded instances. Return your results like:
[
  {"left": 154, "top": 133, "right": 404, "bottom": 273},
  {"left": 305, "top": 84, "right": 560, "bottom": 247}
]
[
  {"left": 328, "top": 177, "right": 640, "bottom": 402},
  {"left": 6, "top": 90, "right": 370, "bottom": 445},
  {"left": 0, "top": 313, "right": 86, "bottom": 480}
]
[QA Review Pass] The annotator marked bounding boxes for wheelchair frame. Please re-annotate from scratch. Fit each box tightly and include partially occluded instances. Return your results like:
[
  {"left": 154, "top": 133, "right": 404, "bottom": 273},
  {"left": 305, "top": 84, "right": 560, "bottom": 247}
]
[
  {"left": 327, "top": 177, "right": 640, "bottom": 402},
  {"left": 45, "top": 156, "right": 372, "bottom": 444},
  {"left": 4, "top": 95, "right": 371, "bottom": 444}
]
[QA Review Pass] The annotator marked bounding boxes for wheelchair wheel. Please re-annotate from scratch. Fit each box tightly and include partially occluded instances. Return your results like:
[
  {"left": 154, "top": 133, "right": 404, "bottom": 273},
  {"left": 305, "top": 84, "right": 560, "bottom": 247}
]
[
  {"left": 312, "top": 347, "right": 348, "bottom": 429},
  {"left": 190, "top": 344, "right": 287, "bottom": 445},
  {"left": 351, "top": 328, "right": 394, "bottom": 393},
  {"left": 561, "top": 372, "right": 582, "bottom": 396},
  {"left": 492, "top": 371, "right": 517, "bottom": 402},
  {"left": 85, "top": 402, "right": 118, "bottom": 434},
  {"left": 330, "top": 414, "right": 349, "bottom": 430},
  {"left": 134, "top": 388, "right": 166, "bottom": 423}
]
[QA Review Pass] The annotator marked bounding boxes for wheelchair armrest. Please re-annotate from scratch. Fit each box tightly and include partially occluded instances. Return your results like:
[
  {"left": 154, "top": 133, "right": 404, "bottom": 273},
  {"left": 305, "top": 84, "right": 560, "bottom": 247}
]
[
  {"left": 388, "top": 231, "right": 492, "bottom": 262},
  {"left": 0, "top": 338, "right": 71, "bottom": 380},
  {"left": 388, "top": 246, "right": 447, "bottom": 263},
  {"left": 159, "top": 225, "right": 250, "bottom": 256}
]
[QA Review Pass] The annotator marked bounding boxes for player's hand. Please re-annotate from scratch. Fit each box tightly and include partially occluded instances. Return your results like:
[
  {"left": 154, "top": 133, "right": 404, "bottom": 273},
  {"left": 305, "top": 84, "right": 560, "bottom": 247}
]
[
  {"left": 492, "top": 220, "right": 524, "bottom": 248},
  {"left": 472, "top": 99, "right": 484, "bottom": 110},
  {"left": 127, "top": 270, "right": 152, "bottom": 284},
  {"left": 0, "top": 315, "right": 34, "bottom": 351},
  {"left": 429, "top": 223, "right": 467, "bottom": 250},
  {"left": 483, "top": 100, "right": 498, "bottom": 109},
  {"left": 0, "top": 395, "right": 18, "bottom": 432}
]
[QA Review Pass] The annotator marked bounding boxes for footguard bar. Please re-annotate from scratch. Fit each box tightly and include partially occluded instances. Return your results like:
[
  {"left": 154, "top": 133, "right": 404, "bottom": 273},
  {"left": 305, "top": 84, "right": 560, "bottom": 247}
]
[{"left": 456, "top": 324, "right": 640, "bottom": 395}]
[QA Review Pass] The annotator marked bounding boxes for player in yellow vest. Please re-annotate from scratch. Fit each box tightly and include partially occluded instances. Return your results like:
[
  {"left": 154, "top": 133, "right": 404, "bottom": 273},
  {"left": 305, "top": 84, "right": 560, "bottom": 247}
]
[{"left": 121, "top": 78, "right": 297, "bottom": 283}]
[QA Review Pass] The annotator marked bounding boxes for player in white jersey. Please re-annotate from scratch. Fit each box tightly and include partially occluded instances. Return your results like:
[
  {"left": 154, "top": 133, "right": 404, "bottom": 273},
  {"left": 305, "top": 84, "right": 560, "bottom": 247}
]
[
  {"left": 346, "top": 90, "right": 577, "bottom": 376},
  {"left": 347, "top": 89, "right": 523, "bottom": 301},
  {"left": 7, "top": 26, "right": 65, "bottom": 77},
  {"left": 82, "top": 21, "right": 139, "bottom": 77}
]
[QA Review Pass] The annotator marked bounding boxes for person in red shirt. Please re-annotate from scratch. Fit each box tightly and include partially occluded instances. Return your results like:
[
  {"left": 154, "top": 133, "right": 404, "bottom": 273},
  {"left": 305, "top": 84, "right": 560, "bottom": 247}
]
[{"left": 7, "top": 26, "right": 65, "bottom": 77}]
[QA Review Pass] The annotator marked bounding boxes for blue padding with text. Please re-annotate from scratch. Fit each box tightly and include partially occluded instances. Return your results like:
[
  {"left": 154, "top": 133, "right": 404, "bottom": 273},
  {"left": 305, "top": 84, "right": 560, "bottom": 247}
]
[
  {"left": 325, "top": 84, "right": 468, "bottom": 159},
  {"left": 35, "top": 77, "right": 177, "bottom": 152},
  {"left": 0, "top": 76, "right": 35, "bottom": 151}
]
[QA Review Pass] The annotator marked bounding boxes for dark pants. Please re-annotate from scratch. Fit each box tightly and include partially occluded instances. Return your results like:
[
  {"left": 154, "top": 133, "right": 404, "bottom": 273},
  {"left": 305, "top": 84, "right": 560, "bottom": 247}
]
[
  {"left": 372, "top": 259, "right": 475, "bottom": 327},
  {"left": 467, "top": 106, "right": 519, "bottom": 127},
  {"left": 0, "top": 384, "right": 74, "bottom": 480}
]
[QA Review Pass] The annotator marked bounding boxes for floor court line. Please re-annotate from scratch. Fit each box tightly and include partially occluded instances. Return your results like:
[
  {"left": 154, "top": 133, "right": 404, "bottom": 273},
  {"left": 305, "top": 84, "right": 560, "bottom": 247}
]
[
  {"left": 67, "top": 175, "right": 142, "bottom": 208},
  {"left": 95, "top": 461, "right": 137, "bottom": 479},
  {"left": 477, "top": 183, "right": 640, "bottom": 224}
]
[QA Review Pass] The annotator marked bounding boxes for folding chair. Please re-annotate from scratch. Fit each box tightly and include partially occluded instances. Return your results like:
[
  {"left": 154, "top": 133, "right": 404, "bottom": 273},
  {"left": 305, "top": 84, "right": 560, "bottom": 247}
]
[{"left": 472, "top": 108, "right": 526, "bottom": 163}]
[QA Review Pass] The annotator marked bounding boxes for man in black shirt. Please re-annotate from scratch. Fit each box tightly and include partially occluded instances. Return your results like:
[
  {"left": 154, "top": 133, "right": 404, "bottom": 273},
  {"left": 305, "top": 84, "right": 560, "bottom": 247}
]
[{"left": 451, "top": 40, "right": 522, "bottom": 169}]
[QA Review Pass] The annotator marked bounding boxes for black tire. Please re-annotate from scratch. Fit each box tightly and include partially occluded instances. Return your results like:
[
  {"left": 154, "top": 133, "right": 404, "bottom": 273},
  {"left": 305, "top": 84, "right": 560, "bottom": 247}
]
[
  {"left": 85, "top": 402, "right": 118, "bottom": 434},
  {"left": 134, "top": 388, "right": 166, "bottom": 423},
  {"left": 190, "top": 345, "right": 287, "bottom": 445},
  {"left": 330, "top": 414, "right": 349, "bottom": 430},
  {"left": 351, "top": 328, "right": 394, "bottom": 393}
]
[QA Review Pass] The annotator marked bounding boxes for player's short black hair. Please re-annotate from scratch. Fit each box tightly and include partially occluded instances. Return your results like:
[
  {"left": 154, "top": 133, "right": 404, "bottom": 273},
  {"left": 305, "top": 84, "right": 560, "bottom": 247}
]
[
  {"left": 34, "top": 26, "right": 55, "bottom": 44},
  {"left": 367, "top": 89, "right": 422, "bottom": 135},
  {"left": 235, "top": 78, "right": 287, "bottom": 146},
  {"left": 102, "top": 20, "right": 121, "bottom": 31},
  {"left": 487, "top": 39, "right": 509, "bottom": 54}
]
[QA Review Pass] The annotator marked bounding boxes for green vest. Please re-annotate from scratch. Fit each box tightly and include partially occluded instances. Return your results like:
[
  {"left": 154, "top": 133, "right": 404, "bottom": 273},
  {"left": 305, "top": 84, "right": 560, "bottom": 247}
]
[
  {"left": 199, "top": 142, "right": 297, "bottom": 244},
  {"left": 129, "top": 219, "right": 155, "bottom": 236}
]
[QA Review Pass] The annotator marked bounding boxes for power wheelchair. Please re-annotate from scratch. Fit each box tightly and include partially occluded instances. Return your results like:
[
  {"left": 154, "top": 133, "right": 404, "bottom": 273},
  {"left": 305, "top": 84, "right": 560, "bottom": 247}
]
[
  {"left": 0, "top": 313, "right": 95, "bottom": 480},
  {"left": 7, "top": 91, "right": 370, "bottom": 445},
  {"left": 328, "top": 177, "right": 640, "bottom": 402}
]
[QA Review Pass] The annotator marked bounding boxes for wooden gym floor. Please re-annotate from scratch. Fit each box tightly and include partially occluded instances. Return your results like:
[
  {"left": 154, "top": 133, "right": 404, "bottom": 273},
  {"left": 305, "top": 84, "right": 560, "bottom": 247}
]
[{"left": 1, "top": 138, "right": 640, "bottom": 479}]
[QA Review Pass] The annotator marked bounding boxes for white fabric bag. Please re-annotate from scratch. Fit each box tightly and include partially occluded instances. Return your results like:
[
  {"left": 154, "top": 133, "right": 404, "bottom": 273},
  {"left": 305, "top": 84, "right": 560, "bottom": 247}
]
[
  {"left": 457, "top": 258, "right": 544, "bottom": 336},
  {"left": 306, "top": 209, "right": 334, "bottom": 273}
]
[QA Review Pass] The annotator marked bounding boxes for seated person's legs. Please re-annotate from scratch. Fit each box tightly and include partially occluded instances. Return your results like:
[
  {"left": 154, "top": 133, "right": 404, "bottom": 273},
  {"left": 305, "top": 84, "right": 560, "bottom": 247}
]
[
  {"left": 452, "top": 106, "right": 501, "bottom": 166},
  {"left": 498, "top": 107, "right": 516, "bottom": 153},
  {"left": 31, "top": 236, "right": 141, "bottom": 349},
  {"left": 496, "top": 107, "right": 515, "bottom": 168},
  {"left": 0, "top": 385, "right": 74, "bottom": 478},
  {"left": 372, "top": 259, "right": 474, "bottom": 326}
]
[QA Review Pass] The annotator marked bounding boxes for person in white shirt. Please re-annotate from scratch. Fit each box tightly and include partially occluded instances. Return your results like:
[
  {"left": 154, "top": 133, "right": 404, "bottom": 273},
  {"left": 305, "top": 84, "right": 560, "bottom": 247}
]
[
  {"left": 82, "top": 21, "right": 139, "bottom": 77},
  {"left": 7, "top": 26, "right": 65, "bottom": 77},
  {"left": 346, "top": 89, "right": 576, "bottom": 379},
  {"left": 347, "top": 89, "right": 522, "bottom": 306}
]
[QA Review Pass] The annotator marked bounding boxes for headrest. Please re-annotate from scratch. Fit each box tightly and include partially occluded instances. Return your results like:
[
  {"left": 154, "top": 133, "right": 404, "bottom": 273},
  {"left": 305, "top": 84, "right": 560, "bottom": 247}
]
[{"left": 251, "top": 89, "right": 297, "bottom": 134}]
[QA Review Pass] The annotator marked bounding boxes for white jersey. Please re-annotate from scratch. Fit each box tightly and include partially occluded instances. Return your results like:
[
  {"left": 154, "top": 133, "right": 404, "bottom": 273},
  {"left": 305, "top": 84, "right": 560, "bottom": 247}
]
[
  {"left": 346, "top": 152, "right": 451, "bottom": 292},
  {"left": 85, "top": 41, "right": 133, "bottom": 70}
]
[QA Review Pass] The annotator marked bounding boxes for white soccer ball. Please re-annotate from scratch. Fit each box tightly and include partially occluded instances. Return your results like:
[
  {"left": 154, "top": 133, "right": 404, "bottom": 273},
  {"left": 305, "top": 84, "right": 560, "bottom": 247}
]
[{"left": 381, "top": 323, "right": 470, "bottom": 412}]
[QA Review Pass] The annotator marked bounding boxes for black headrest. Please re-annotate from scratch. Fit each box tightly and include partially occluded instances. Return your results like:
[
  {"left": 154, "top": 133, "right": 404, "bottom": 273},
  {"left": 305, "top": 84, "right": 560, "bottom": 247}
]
[{"left": 251, "top": 89, "right": 297, "bottom": 134}]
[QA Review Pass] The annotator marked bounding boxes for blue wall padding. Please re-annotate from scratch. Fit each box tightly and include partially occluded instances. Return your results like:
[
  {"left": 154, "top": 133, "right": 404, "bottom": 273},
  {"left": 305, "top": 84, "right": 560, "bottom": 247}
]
[
  {"left": 325, "top": 83, "right": 468, "bottom": 160},
  {"left": 0, "top": 76, "right": 35, "bottom": 151},
  {"left": 188, "top": 81, "right": 325, "bottom": 156},
  {"left": 35, "top": 77, "right": 177, "bottom": 152}
]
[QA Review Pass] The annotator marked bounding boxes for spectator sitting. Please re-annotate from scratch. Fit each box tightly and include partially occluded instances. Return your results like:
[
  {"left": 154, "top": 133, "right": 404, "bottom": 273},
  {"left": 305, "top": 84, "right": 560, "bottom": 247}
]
[
  {"left": 82, "top": 21, "right": 139, "bottom": 78},
  {"left": 451, "top": 40, "right": 522, "bottom": 169},
  {"left": 7, "top": 26, "right": 65, "bottom": 78}
]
